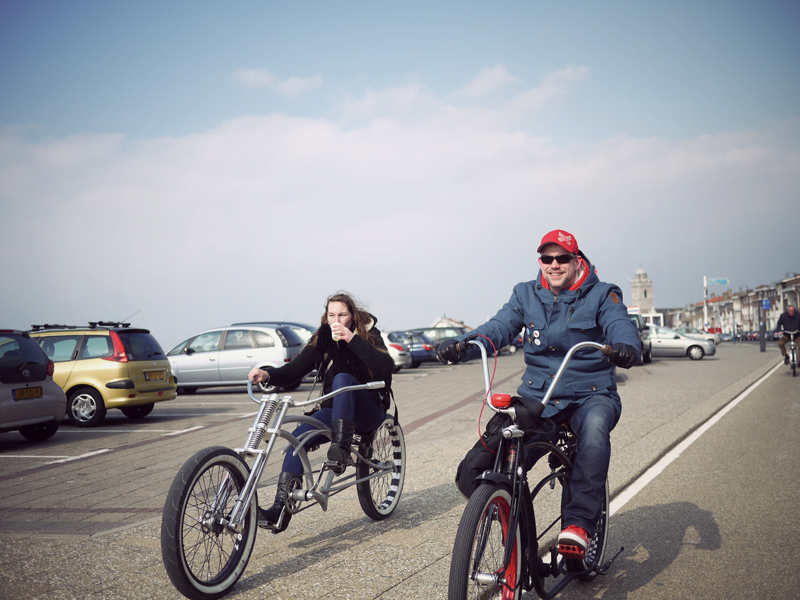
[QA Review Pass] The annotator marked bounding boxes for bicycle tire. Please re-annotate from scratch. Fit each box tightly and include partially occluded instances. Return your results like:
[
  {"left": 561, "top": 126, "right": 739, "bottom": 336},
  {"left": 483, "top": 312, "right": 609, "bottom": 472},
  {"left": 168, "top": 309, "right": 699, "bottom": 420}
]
[
  {"left": 356, "top": 418, "right": 406, "bottom": 520},
  {"left": 448, "top": 484, "right": 522, "bottom": 600},
  {"left": 161, "top": 446, "right": 257, "bottom": 600}
]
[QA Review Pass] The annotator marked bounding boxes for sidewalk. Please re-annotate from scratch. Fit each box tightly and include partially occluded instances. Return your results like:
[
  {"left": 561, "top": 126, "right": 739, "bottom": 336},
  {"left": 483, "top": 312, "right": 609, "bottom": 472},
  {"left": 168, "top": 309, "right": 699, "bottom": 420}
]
[{"left": 0, "top": 345, "right": 782, "bottom": 599}]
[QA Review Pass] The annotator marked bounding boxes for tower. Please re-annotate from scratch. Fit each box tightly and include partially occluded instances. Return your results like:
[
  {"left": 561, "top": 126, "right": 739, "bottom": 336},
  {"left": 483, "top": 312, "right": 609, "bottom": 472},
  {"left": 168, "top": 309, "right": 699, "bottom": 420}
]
[{"left": 631, "top": 268, "right": 654, "bottom": 313}]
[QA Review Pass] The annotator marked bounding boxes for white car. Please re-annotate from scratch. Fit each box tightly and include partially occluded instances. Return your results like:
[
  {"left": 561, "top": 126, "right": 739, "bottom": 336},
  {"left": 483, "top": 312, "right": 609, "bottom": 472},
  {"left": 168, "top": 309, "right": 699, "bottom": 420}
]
[
  {"left": 675, "top": 327, "right": 721, "bottom": 345},
  {"left": 381, "top": 332, "right": 412, "bottom": 373},
  {"left": 168, "top": 325, "right": 305, "bottom": 394}
]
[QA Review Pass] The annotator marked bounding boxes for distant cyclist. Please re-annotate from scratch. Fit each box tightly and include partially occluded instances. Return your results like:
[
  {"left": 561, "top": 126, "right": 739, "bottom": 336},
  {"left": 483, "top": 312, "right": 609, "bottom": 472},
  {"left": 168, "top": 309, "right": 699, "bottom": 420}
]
[{"left": 774, "top": 305, "right": 800, "bottom": 365}]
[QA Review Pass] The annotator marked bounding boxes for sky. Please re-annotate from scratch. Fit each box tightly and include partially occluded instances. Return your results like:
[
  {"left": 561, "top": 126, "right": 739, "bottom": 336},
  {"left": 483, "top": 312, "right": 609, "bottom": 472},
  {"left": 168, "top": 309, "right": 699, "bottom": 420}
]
[{"left": 1, "top": 0, "right": 799, "bottom": 349}]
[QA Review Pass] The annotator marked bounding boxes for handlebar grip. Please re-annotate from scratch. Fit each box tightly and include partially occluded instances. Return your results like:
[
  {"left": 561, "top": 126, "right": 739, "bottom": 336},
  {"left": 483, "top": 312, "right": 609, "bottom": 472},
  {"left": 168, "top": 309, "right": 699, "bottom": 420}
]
[{"left": 456, "top": 334, "right": 479, "bottom": 353}]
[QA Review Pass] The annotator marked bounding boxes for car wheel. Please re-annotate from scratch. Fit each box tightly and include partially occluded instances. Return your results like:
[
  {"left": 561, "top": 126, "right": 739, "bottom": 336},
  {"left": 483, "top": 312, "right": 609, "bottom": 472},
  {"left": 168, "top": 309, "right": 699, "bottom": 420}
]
[
  {"left": 177, "top": 385, "right": 197, "bottom": 395},
  {"left": 688, "top": 346, "right": 705, "bottom": 360},
  {"left": 67, "top": 388, "right": 107, "bottom": 427},
  {"left": 393, "top": 366, "right": 401, "bottom": 374},
  {"left": 644, "top": 348, "right": 652, "bottom": 364},
  {"left": 507, "top": 344, "right": 518, "bottom": 354},
  {"left": 19, "top": 421, "right": 60, "bottom": 441},
  {"left": 257, "top": 380, "right": 277, "bottom": 394},
  {"left": 411, "top": 361, "right": 420, "bottom": 368},
  {"left": 121, "top": 403, "right": 155, "bottom": 419}
]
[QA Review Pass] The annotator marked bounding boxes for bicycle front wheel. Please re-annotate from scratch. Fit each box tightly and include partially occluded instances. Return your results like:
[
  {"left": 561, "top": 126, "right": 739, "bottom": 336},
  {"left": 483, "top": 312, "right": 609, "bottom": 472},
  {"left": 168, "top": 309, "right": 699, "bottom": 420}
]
[
  {"left": 448, "top": 484, "right": 522, "bottom": 600},
  {"left": 356, "top": 418, "right": 406, "bottom": 520},
  {"left": 161, "top": 446, "right": 257, "bottom": 600}
]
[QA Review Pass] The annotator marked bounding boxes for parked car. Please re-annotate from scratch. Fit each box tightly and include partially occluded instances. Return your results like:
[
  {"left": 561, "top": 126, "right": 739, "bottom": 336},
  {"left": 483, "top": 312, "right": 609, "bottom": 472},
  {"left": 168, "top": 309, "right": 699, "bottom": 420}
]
[
  {"left": 232, "top": 321, "right": 316, "bottom": 345},
  {"left": 648, "top": 326, "right": 716, "bottom": 360},
  {"left": 407, "top": 326, "right": 469, "bottom": 351},
  {"left": 30, "top": 322, "right": 176, "bottom": 427},
  {"left": 381, "top": 332, "right": 412, "bottom": 373},
  {"left": 675, "top": 327, "right": 721, "bottom": 345},
  {"left": 389, "top": 331, "right": 436, "bottom": 367},
  {"left": 168, "top": 325, "right": 305, "bottom": 394},
  {"left": 628, "top": 313, "right": 653, "bottom": 365},
  {"left": 0, "top": 329, "right": 67, "bottom": 441}
]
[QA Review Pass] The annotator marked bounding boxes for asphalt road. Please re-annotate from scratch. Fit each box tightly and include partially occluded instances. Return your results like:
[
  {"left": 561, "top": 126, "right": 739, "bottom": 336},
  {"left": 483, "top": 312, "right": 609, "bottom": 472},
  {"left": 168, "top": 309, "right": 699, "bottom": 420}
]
[{"left": 0, "top": 342, "right": 791, "bottom": 599}]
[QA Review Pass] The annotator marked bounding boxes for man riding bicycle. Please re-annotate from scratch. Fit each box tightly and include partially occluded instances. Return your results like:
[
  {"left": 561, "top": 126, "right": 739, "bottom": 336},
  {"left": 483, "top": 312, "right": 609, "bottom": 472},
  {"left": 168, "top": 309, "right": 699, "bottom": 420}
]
[
  {"left": 438, "top": 229, "right": 640, "bottom": 560},
  {"left": 774, "top": 304, "right": 800, "bottom": 365}
]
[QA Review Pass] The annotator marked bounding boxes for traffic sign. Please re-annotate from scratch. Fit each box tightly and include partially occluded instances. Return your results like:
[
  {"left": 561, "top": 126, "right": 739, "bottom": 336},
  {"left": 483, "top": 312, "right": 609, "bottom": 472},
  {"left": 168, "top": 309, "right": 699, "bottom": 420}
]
[
  {"left": 707, "top": 277, "right": 729, "bottom": 285},
  {"left": 762, "top": 299, "right": 771, "bottom": 310}
]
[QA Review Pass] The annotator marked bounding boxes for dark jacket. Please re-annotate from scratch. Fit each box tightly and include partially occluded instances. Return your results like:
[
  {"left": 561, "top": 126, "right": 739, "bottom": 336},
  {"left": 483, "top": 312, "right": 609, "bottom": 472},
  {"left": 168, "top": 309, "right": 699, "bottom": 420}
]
[
  {"left": 775, "top": 311, "right": 800, "bottom": 336},
  {"left": 265, "top": 315, "right": 394, "bottom": 408},
  {"left": 458, "top": 254, "right": 640, "bottom": 418}
]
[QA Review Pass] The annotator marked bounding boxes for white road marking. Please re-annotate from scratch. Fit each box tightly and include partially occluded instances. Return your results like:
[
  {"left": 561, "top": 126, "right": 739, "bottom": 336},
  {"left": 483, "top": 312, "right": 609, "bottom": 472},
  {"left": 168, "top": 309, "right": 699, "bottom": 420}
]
[
  {"left": 610, "top": 361, "right": 782, "bottom": 516},
  {"left": 164, "top": 426, "right": 204, "bottom": 436},
  {"left": 44, "top": 449, "right": 112, "bottom": 464}
]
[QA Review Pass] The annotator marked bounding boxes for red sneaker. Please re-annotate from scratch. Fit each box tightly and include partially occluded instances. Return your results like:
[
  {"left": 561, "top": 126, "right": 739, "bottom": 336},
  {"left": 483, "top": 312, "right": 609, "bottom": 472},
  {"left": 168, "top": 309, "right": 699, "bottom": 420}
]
[{"left": 558, "top": 525, "right": 589, "bottom": 559}]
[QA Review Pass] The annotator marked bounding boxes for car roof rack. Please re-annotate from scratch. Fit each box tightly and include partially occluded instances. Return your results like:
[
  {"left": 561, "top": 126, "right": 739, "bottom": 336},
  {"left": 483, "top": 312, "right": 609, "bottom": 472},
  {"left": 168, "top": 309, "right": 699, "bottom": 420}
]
[
  {"left": 88, "top": 321, "right": 131, "bottom": 329},
  {"left": 30, "top": 322, "right": 132, "bottom": 332},
  {"left": 30, "top": 324, "right": 77, "bottom": 331}
]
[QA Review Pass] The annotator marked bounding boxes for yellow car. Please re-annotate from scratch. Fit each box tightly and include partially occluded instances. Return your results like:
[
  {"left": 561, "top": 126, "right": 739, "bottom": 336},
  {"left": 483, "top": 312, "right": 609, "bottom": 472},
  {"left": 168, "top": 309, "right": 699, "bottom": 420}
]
[{"left": 30, "top": 322, "right": 177, "bottom": 427}]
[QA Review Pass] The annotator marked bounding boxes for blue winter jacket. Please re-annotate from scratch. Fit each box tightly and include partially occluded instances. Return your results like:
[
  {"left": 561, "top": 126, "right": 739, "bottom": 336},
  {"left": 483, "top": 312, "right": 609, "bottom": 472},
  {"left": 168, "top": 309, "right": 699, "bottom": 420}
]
[{"left": 458, "top": 255, "right": 640, "bottom": 418}]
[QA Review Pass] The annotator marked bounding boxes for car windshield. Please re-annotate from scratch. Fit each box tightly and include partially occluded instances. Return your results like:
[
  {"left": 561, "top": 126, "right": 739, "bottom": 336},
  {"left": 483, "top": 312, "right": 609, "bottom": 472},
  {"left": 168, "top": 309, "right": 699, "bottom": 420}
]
[{"left": 117, "top": 331, "right": 166, "bottom": 360}]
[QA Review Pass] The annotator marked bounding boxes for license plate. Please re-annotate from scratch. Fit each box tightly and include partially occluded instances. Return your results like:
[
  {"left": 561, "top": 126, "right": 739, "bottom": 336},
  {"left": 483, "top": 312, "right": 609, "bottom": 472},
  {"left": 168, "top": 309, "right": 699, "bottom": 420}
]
[
  {"left": 145, "top": 371, "right": 165, "bottom": 381},
  {"left": 13, "top": 387, "right": 42, "bottom": 400}
]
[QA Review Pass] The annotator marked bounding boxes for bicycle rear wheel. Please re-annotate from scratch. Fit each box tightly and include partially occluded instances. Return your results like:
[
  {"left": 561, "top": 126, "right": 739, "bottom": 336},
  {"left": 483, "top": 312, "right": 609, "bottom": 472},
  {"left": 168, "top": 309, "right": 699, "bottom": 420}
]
[
  {"left": 356, "top": 418, "right": 406, "bottom": 520},
  {"left": 161, "top": 446, "right": 257, "bottom": 600},
  {"left": 448, "top": 484, "right": 522, "bottom": 600}
]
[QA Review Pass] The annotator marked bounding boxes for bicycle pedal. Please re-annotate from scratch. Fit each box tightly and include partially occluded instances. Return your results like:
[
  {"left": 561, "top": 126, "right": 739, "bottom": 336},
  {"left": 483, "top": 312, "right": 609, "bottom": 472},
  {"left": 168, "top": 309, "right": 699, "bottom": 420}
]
[{"left": 558, "top": 543, "right": 586, "bottom": 560}]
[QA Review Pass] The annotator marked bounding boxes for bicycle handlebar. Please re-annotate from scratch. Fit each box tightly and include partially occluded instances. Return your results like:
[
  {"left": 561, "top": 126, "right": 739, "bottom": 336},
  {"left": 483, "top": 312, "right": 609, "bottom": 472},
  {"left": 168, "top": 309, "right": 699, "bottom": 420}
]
[
  {"left": 472, "top": 337, "right": 612, "bottom": 412},
  {"left": 246, "top": 378, "right": 385, "bottom": 406}
]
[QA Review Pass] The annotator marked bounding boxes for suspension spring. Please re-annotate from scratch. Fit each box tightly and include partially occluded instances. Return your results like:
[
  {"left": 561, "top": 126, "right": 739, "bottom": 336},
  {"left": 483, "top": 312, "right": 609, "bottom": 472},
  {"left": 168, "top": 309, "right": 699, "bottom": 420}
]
[{"left": 245, "top": 398, "right": 278, "bottom": 450}]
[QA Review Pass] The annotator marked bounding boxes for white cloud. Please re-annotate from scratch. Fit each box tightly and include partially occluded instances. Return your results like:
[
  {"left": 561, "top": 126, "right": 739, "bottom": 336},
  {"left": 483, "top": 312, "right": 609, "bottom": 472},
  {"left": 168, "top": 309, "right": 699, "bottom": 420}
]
[
  {"left": 1, "top": 67, "right": 798, "bottom": 347},
  {"left": 232, "top": 67, "right": 323, "bottom": 96},
  {"left": 454, "top": 64, "right": 521, "bottom": 98}
]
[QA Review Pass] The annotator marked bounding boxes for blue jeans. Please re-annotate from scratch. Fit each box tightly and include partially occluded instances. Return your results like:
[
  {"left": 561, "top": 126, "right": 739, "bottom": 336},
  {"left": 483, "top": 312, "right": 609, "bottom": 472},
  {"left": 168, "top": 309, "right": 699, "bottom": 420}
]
[
  {"left": 526, "top": 394, "right": 621, "bottom": 536},
  {"left": 280, "top": 372, "right": 386, "bottom": 475}
]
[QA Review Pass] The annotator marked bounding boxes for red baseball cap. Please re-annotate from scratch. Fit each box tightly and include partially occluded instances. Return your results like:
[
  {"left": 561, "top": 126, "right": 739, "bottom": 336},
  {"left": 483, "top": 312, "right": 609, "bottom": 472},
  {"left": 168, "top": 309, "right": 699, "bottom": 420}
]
[{"left": 537, "top": 230, "right": 579, "bottom": 254}]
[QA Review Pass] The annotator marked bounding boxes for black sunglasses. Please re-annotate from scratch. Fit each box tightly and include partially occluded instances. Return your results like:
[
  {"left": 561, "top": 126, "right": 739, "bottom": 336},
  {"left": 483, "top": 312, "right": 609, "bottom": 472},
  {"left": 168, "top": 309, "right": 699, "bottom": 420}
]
[{"left": 539, "top": 254, "right": 576, "bottom": 265}]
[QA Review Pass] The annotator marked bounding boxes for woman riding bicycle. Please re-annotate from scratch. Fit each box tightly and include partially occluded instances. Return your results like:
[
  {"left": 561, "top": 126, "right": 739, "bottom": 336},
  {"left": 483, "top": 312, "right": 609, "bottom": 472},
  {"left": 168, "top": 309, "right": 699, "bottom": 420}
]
[{"left": 248, "top": 291, "right": 394, "bottom": 533}]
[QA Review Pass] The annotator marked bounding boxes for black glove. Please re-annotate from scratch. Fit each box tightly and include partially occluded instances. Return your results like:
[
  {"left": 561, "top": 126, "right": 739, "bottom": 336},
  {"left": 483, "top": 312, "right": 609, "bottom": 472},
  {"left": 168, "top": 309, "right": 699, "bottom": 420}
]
[
  {"left": 511, "top": 399, "right": 543, "bottom": 431},
  {"left": 609, "top": 342, "right": 638, "bottom": 369},
  {"left": 437, "top": 338, "right": 465, "bottom": 364}
]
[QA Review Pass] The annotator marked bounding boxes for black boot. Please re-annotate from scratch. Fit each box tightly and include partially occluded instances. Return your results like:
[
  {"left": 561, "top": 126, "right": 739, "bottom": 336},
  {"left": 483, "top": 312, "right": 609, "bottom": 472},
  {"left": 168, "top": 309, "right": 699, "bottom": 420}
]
[
  {"left": 257, "top": 472, "right": 300, "bottom": 533},
  {"left": 327, "top": 419, "right": 355, "bottom": 474}
]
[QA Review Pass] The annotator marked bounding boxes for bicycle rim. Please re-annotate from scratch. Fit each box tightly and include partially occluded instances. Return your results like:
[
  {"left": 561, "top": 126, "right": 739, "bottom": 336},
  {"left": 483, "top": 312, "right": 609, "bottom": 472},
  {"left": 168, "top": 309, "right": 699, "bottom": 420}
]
[
  {"left": 356, "top": 418, "right": 406, "bottom": 520},
  {"left": 161, "top": 447, "right": 257, "bottom": 600},
  {"left": 448, "top": 485, "right": 521, "bottom": 600}
]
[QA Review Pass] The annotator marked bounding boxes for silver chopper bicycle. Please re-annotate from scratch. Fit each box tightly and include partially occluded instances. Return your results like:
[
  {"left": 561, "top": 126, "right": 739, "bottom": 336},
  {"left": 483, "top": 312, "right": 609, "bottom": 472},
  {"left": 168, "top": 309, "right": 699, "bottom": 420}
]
[{"left": 161, "top": 379, "right": 406, "bottom": 599}]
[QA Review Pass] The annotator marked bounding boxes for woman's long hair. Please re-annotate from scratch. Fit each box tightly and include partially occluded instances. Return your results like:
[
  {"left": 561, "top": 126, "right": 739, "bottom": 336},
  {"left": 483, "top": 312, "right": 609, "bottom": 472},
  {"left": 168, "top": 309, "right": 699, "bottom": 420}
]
[{"left": 310, "top": 291, "right": 383, "bottom": 349}]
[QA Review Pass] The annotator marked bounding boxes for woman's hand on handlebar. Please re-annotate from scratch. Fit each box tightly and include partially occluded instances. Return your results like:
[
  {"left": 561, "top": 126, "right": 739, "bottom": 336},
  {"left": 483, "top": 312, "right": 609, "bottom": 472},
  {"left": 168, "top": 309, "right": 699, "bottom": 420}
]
[{"left": 248, "top": 367, "right": 270, "bottom": 384}]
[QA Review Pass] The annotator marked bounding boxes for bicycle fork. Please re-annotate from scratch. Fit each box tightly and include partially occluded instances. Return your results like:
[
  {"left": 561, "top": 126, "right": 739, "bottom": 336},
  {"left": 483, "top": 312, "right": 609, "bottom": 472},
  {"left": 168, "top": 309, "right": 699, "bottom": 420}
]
[{"left": 223, "top": 396, "right": 289, "bottom": 533}]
